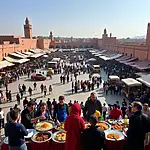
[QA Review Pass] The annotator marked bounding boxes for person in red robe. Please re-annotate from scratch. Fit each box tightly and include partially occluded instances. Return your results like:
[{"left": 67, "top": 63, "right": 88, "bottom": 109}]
[{"left": 65, "top": 103, "right": 85, "bottom": 150}]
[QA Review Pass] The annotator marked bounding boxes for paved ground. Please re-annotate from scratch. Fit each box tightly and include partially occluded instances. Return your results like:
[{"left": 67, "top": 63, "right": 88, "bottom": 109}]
[{"left": 0, "top": 68, "right": 123, "bottom": 140}]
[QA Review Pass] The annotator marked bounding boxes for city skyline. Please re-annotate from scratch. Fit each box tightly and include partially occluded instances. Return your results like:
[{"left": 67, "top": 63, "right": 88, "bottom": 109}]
[{"left": 0, "top": 0, "right": 150, "bottom": 38}]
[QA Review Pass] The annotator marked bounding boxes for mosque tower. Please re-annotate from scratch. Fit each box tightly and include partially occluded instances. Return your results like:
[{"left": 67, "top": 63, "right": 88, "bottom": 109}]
[
  {"left": 24, "top": 17, "right": 32, "bottom": 39},
  {"left": 146, "top": 23, "right": 150, "bottom": 45}
]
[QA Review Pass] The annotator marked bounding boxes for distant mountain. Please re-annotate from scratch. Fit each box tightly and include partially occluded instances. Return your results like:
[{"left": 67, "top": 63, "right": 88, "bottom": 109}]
[{"left": 132, "top": 35, "right": 145, "bottom": 39}]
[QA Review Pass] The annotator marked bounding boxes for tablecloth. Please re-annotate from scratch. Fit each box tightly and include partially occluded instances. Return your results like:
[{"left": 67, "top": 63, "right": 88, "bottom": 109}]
[{"left": 1, "top": 139, "right": 150, "bottom": 150}]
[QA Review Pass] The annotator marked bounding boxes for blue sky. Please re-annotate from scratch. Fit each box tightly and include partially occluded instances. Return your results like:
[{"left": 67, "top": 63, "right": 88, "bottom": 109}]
[{"left": 0, "top": 0, "right": 150, "bottom": 38}]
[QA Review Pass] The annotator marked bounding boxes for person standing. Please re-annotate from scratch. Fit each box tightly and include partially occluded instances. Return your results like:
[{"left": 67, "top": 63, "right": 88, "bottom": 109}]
[
  {"left": 28, "top": 87, "right": 32, "bottom": 96},
  {"left": 142, "top": 103, "right": 150, "bottom": 117},
  {"left": 6, "top": 108, "right": 13, "bottom": 123},
  {"left": 125, "top": 101, "right": 150, "bottom": 150},
  {"left": 49, "top": 85, "right": 52, "bottom": 94},
  {"left": 65, "top": 104, "right": 85, "bottom": 150},
  {"left": 16, "top": 93, "right": 21, "bottom": 105},
  {"left": 83, "top": 92, "right": 102, "bottom": 121},
  {"left": 21, "top": 101, "right": 44, "bottom": 129},
  {"left": 40, "top": 84, "right": 44, "bottom": 93},
  {"left": 109, "top": 104, "right": 122, "bottom": 120},
  {"left": 81, "top": 115, "right": 105, "bottom": 150},
  {"left": 5, "top": 110, "right": 28, "bottom": 150},
  {"left": 0, "top": 108, "right": 4, "bottom": 129},
  {"left": 33, "top": 82, "right": 37, "bottom": 90},
  {"left": 102, "top": 103, "right": 107, "bottom": 120},
  {"left": 54, "top": 96, "right": 69, "bottom": 123},
  {"left": 43, "top": 86, "right": 47, "bottom": 97},
  {"left": 8, "top": 90, "right": 12, "bottom": 102}
]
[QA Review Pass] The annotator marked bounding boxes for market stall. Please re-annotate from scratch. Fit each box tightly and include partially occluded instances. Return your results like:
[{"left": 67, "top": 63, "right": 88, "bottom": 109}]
[
  {"left": 1, "top": 120, "right": 150, "bottom": 150},
  {"left": 108, "top": 75, "right": 120, "bottom": 86},
  {"left": 121, "top": 78, "right": 142, "bottom": 98}
]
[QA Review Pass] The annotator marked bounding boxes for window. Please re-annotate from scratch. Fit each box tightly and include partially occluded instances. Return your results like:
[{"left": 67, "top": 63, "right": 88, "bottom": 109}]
[
  {"left": 5, "top": 53, "right": 6, "bottom": 57},
  {"left": 130, "top": 54, "right": 132, "bottom": 57}
]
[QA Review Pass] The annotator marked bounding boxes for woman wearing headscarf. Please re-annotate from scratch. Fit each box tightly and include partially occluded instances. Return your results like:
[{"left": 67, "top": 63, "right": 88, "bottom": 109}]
[{"left": 65, "top": 103, "right": 85, "bottom": 150}]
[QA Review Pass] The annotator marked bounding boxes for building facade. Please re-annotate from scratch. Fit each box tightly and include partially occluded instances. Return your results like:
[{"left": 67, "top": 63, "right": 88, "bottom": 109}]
[
  {"left": 98, "top": 24, "right": 150, "bottom": 60},
  {"left": 0, "top": 17, "right": 150, "bottom": 61}
]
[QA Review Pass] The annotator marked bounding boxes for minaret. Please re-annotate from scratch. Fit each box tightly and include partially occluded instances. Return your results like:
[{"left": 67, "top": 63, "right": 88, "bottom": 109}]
[
  {"left": 110, "top": 33, "right": 112, "bottom": 37},
  {"left": 49, "top": 31, "right": 53, "bottom": 42},
  {"left": 102, "top": 28, "right": 108, "bottom": 39},
  {"left": 146, "top": 23, "right": 150, "bottom": 46},
  {"left": 24, "top": 17, "right": 32, "bottom": 39}
]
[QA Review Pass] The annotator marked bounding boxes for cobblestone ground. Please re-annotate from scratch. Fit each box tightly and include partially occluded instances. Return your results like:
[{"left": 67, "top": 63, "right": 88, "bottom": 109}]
[{"left": 0, "top": 68, "right": 123, "bottom": 142}]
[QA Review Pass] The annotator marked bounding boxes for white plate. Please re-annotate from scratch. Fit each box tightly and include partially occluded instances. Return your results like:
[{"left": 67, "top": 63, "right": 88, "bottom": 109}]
[
  {"left": 31, "top": 131, "right": 52, "bottom": 143},
  {"left": 3, "top": 137, "right": 8, "bottom": 144},
  {"left": 25, "top": 129, "right": 36, "bottom": 138},
  {"left": 104, "top": 130, "right": 125, "bottom": 141},
  {"left": 52, "top": 130, "right": 66, "bottom": 143}
]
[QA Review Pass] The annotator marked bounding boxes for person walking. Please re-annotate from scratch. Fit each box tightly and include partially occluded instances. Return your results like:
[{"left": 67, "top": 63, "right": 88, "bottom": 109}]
[
  {"left": 49, "top": 85, "right": 52, "bottom": 94},
  {"left": 40, "top": 84, "right": 44, "bottom": 93},
  {"left": 28, "top": 87, "right": 32, "bottom": 96}
]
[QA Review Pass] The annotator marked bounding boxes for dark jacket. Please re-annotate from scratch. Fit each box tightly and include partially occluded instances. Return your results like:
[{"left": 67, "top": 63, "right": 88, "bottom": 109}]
[
  {"left": 125, "top": 111, "right": 150, "bottom": 150},
  {"left": 81, "top": 126, "right": 105, "bottom": 150},
  {"left": 83, "top": 98, "right": 102, "bottom": 121}
]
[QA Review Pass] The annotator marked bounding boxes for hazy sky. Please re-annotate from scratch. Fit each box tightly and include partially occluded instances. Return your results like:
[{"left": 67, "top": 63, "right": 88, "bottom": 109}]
[{"left": 0, "top": 0, "right": 150, "bottom": 38}]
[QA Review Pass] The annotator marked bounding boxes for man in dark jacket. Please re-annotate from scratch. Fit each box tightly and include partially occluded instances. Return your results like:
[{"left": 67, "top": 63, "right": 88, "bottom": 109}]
[
  {"left": 125, "top": 101, "right": 150, "bottom": 150},
  {"left": 83, "top": 92, "right": 102, "bottom": 121},
  {"left": 81, "top": 115, "right": 105, "bottom": 150}
]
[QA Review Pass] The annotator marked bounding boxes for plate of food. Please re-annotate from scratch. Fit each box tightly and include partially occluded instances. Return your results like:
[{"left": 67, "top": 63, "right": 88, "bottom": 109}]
[
  {"left": 35, "top": 121, "right": 55, "bottom": 132},
  {"left": 108, "top": 119, "right": 123, "bottom": 125},
  {"left": 55, "top": 122, "right": 65, "bottom": 131},
  {"left": 96, "top": 121, "right": 111, "bottom": 131},
  {"left": 31, "top": 131, "right": 52, "bottom": 143},
  {"left": 111, "top": 124, "right": 125, "bottom": 131},
  {"left": 25, "top": 129, "right": 36, "bottom": 138},
  {"left": 3, "top": 137, "right": 8, "bottom": 144},
  {"left": 85, "top": 121, "right": 111, "bottom": 131},
  {"left": 105, "top": 130, "right": 124, "bottom": 141},
  {"left": 52, "top": 130, "right": 66, "bottom": 143}
]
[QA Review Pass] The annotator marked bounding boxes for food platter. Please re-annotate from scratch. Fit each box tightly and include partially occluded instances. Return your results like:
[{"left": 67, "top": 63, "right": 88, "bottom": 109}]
[
  {"left": 105, "top": 130, "right": 124, "bottom": 141},
  {"left": 52, "top": 130, "right": 66, "bottom": 143},
  {"left": 55, "top": 122, "right": 65, "bottom": 131},
  {"left": 31, "top": 131, "right": 52, "bottom": 143},
  {"left": 108, "top": 119, "right": 123, "bottom": 125},
  {"left": 35, "top": 121, "right": 55, "bottom": 132},
  {"left": 85, "top": 121, "right": 111, "bottom": 131},
  {"left": 25, "top": 129, "right": 36, "bottom": 138}
]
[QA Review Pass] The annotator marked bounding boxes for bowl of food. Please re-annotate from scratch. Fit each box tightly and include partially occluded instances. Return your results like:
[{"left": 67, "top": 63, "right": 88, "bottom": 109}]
[
  {"left": 105, "top": 130, "right": 124, "bottom": 141},
  {"left": 31, "top": 131, "right": 52, "bottom": 143},
  {"left": 85, "top": 121, "right": 111, "bottom": 131},
  {"left": 52, "top": 130, "right": 66, "bottom": 143},
  {"left": 108, "top": 119, "right": 123, "bottom": 125},
  {"left": 55, "top": 122, "right": 65, "bottom": 131},
  {"left": 35, "top": 121, "right": 55, "bottom": 132},
  {"left": 96, "top": 121, "right": 111, "bottom": 131},
  {"left": 111, "top": 124, "right": 125, "bottom": 131}
]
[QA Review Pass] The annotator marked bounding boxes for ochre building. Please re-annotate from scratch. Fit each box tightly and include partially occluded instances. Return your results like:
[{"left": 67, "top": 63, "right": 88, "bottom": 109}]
[{"left": 0, "top": 17, "right": 150, "bottom": 61}]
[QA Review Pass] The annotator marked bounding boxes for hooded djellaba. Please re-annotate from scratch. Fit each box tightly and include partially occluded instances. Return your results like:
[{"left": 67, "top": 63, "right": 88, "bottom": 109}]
[{"left": 64, "top": 103, "right": 85, "bottom": 150}]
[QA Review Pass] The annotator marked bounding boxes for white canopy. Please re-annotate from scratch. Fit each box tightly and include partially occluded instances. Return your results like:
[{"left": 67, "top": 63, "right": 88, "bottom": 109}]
[
  {"left": 52, "top": 58, "right": 61, "bottom": 62},
  {"left": 109, "top": 75, "right": 120, "bottom": 80},
  {"left": 9, "top": 53, "right": 26, "bottom": 59},
  {"left": 121, "top": 78, "right": 142, "bottom": 86},
  {"left": 136, "top": 74, "right": 150, "bottom": 87},
  {"left": 0, "top": 60, "right": 14, "bottom": 69},
  {"left": 91, "top": 73, "right": 101, "bottom": 78},
  {"left": 4, "top": 56, "right": 29, "bottom": 64}
]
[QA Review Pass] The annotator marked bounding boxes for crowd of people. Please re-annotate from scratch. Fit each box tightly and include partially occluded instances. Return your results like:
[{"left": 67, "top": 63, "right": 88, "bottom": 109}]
[{"left": 1, "top": 51, "right": 150, "bottom": 150}]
